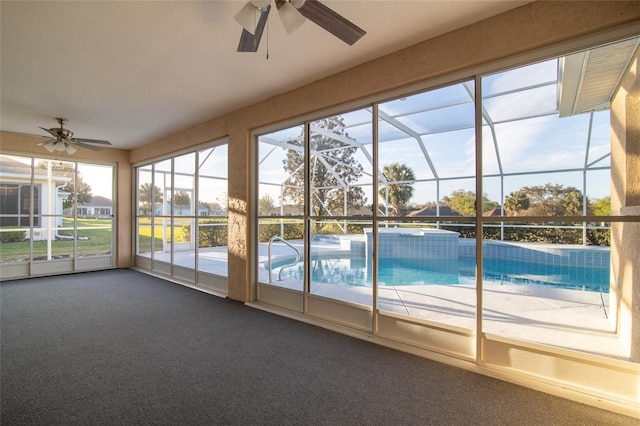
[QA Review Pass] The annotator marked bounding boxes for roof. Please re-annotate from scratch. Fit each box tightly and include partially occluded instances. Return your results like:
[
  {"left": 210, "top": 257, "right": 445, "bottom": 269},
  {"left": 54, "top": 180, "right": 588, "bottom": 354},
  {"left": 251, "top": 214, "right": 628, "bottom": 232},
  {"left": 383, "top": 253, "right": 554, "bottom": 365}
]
[
  {"left": 78, "top": 195, "right": 112, "bottom": 207},
  {"left": 407, "top": 206, "right": 460, "bottom": 217},
  {"left": 0, "top": 156, "right": 64, "bottom": 181}
]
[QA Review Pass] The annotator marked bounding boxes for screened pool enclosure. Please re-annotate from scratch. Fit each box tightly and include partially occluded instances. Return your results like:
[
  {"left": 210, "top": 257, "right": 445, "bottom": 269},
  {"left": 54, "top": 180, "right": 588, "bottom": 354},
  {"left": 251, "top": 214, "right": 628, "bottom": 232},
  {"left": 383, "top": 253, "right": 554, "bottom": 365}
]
[{"left": 256, "top": 36, "right": 640, "bottom": 360}]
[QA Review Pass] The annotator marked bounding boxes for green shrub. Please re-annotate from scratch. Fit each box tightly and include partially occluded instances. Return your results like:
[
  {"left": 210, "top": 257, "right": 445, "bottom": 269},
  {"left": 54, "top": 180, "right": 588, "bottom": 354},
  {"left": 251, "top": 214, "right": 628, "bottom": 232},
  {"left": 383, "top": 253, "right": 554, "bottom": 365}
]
[
  {"left": 439, "top": 224, "right": 610, "bottom": 246},
  {"left": 183, "top": 220, "right": 229, "bottom": 248},
  {"left": 258, "top": 222, "right": 304, "bottom": 242},
  {"left": 0, "top": 231, "right": 27, "bottom": 243},
  {"left": 587, "top": 229, "right": 610, "bottom": 246}
]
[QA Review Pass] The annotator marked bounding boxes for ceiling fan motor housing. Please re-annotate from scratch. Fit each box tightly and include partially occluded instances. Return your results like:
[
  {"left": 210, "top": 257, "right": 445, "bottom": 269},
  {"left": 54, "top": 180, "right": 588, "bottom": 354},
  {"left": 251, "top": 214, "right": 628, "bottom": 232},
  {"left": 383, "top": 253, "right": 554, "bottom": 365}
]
[{"left": 52, "top": 127, "right": 74, "bottom": 140}]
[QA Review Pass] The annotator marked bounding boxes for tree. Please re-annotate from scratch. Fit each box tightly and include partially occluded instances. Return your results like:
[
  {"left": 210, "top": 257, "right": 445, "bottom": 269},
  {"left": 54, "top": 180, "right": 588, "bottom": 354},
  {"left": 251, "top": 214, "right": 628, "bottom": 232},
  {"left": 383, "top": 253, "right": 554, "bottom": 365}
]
[
  {"left": 258, "top": 194, "right": 276, "bottom": 215},
  {"left": 442, "top": 190, "right": 476, "bottom": 216},
  {"left": 172, "top": 191, "right": 191, "bottom": 215},
  {"left": 379, "top": 163, "right": 415, "bottom": 214},
  {"left": 562, "top": 188, "right": 584, "bottom": 216},
  {"left": 37, "top": 161, "right": 92, "bottom": 211},
  {"left": 205, "top": 201, "right": 222, "bottom": 211},
  {"left": 504, "top": 190, "right": 530, "bottom": 216},
  {"left": 592, "top": 196, "right": 611, "bottom": 216},
  {"left": 61, "top": 178, "right": 92, "bottom": 210},
  {"left": 441, "top": 190, "right": 498, "bottom": 216},
  {"left": 138, "top": 183, "right": 163, "bottom": 216},
  {"left": 282, "top": 116, "right": 366, "bottom": 231},
  {"left": 520, "top": 183, "right": 584, "bottom": 216}
]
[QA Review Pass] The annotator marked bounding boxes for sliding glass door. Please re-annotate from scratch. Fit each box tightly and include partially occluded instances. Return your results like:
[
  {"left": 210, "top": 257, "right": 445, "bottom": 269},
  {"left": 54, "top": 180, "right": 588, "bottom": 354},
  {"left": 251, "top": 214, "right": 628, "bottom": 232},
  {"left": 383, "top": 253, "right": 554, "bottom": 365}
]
[
  {"left": 134, "top": 141, "right": 229, "bottom": 293},
  {"left": 0, "top": 154, "right": 115, "bottom": 279}
]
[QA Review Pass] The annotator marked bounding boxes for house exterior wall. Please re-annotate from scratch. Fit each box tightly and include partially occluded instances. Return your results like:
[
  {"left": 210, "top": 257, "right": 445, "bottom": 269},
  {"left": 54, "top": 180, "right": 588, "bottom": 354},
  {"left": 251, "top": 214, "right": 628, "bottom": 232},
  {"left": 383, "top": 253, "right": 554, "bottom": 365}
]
[
  {"left": 0, "top": 165, "right": 69, "bottom": 237},
  {"left": 611, "top": 46, "right": 640, "bottom": 362}
]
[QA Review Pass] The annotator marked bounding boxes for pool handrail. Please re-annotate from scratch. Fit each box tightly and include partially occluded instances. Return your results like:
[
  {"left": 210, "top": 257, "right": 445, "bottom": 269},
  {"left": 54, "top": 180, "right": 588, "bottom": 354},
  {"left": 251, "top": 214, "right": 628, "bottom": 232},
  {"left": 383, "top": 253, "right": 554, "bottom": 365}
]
[{"left": 267, "top": 236, "right": 301, "bottom": 283}]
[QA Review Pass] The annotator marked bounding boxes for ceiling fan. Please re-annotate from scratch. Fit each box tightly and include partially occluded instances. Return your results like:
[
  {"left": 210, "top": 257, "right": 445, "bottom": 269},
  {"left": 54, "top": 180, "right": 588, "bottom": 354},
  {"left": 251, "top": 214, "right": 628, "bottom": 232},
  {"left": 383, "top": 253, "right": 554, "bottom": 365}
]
[
  {"left": 235, "top": 0, "right": 366, "bottom": 52},
  {"left": 37, "top": 118, "right": 112, "bottom": 155}
]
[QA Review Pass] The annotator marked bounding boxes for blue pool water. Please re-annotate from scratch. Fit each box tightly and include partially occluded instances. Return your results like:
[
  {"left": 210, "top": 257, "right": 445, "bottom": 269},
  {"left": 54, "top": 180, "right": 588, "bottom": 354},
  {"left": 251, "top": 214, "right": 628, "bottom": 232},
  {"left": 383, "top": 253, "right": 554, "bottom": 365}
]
[{"left": 277, "top": 256, "right": 609, "bottom": 293}]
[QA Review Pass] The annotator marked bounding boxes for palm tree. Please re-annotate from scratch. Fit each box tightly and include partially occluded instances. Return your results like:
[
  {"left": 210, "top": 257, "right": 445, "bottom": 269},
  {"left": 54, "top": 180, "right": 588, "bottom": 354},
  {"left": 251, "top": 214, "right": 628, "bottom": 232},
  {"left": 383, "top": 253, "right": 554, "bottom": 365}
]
[
  {"left": 379, "top": 163, "right": 415, "bottom": 214},
  {"left": 138, "top": 183, "right": 163, "bottom": 216},
  {"left": 504, "top": 190, "right": 530, "bottom": 216},
  {"left": 172, "top": 191, "right": 191, "bottom": 215}
]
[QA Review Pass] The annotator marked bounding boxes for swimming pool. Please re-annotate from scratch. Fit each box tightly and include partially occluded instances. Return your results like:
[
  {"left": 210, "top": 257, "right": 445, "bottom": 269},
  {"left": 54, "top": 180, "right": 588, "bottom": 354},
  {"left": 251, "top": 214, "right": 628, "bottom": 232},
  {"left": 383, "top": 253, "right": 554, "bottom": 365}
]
[{"left": 276, "top": 255, "right": 610, "bottom": 293}]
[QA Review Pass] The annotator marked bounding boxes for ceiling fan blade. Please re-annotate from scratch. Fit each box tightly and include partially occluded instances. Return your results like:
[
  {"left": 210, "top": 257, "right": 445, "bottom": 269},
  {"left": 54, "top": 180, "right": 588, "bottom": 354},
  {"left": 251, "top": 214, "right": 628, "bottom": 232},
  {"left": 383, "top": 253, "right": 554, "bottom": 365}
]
[
  {"left": 73, "top": 141, "right": 102, "bottom": 151},
  {"left": 71, "top": 137, "right": 112, "bottom": 145},
  {"left": 36, "top": 138, "right": 57, "bottom": 146},
  {"left": 295, "top": 0, "right": 365, "bottom": 45},
  {"left": 39, "top": 127, "right": 58, "bottom": 137},
  {"left": 237, "top": 4, "right": 271, "bottom": 52}
]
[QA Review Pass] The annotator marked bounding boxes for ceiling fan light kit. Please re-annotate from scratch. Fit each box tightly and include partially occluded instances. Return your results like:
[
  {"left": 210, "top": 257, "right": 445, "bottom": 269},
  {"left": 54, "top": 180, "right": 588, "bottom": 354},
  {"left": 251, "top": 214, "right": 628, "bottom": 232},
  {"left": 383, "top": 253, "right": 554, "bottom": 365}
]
[
  {"left": 235, "top": 0, "right": 365, "bottom": 52},
  {"left": 234, "top": 2, "right": 263, "bottom": 34},
  {"left": 37, "top": 118, "right": 112, "bottom": 155},
  {"left": 277, "top": 1, "right": 306, "bottom": 35},
  {"left": 42, "top": 140, "right": 78, "bottom": 155}
]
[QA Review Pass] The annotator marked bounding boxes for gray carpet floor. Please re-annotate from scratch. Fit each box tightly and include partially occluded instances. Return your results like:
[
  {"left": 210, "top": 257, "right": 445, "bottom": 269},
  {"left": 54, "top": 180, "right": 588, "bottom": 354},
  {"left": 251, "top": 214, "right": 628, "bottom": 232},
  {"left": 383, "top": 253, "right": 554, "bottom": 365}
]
[{"left": 1, "top": 269, "right": 637, "bottom": 425}]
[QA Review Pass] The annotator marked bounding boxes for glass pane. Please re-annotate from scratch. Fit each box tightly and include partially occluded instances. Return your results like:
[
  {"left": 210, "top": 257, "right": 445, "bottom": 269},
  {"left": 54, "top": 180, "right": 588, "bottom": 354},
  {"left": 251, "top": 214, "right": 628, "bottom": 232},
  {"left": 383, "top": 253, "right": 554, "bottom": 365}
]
[
  {"left": 492, "top": 172, "right": 587, "bottom": 218},
  {"left": 309, "top": 110, "right": 373, "bottom": 217},
  {"left": 199, "top": 145, "right": 228, "bottom": 217},
  {"left": 173, "top": 217, "right": 194, "bottom": 269},
  {"left": 480, "top": 223, "right": 623, "bottom": 357},
  {"left": 137, "top": 165, "right": 153, "bottom": 216},
  {"left": 587, "top": 170, "right": 611, "bottom": 217},
  {"left": 154, "top": 159, "right": 171, "bottom": 217},
  {"left": 482, "top": 60, "right": 557, "bottom": 96},
  {"left": 586, "top": 112, "right": 611, "bottom": 167},
  {"left": 31, "top": 159, "right": 74, "bottom": 218},
  {"left": 168, "top": 153, "right": 196, "bottom": 268},
  {"left": 0, "top": 227, "right": 29, "bottom": 263},
  {"left": 308, "top": 219, "right": 372, "bottom": 307},
  {"left": 378, "top": 81, "right": 475, "bottom": 217},
  {"left": 484, "top": 85, "right": 557, "bottom": 122},
  {"left": 77, "top": 223, "right": 112, "bottom": 257},
  {"left": 0, "top": 156, "right": 34, "bottom": 264},
  {"left": 494, "top": 115, "right": 589, "bottom": 174},
  {"left": 137, "top": 218, "right": 154, "bottom": 257},
  {"left": 173, "top": 153, "right": 194, "bottom": 217},
  {"left": 197, "top": 217, "right": 228, "bottom": 276},
  {"left": 481, "top": 57, "right": 615, "bottom": 218},
  {"left": 376, "top": 221, "right": 475, "bottom": 330},
  {"left": 258, "top": 218, "right": 304, "bottom": 290},
  {"left": 198, "top": 144, "right": 229, "bottom": 277},
  {"left": 75, "top": 163, "right": 113, "bottom": 258},
  {"left": 258, "top": 125, "right": 305, "bottom": 217},
  {"left": 49, "top": 219, "right": 75, "bottom": 259},
  {"left": 153, "top": 217, "right": 172, "bottom": 263},
  {"left": 198, "top": 145, "right": 228, "bottom": 276}
]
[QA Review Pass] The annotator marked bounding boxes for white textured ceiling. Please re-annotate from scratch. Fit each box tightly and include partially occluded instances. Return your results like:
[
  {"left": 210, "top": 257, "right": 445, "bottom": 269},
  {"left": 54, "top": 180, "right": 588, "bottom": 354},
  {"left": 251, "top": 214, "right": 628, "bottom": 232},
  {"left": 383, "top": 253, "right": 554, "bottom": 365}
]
[{"left": 1, "top": 1, "right": 531, "bottom": 150}]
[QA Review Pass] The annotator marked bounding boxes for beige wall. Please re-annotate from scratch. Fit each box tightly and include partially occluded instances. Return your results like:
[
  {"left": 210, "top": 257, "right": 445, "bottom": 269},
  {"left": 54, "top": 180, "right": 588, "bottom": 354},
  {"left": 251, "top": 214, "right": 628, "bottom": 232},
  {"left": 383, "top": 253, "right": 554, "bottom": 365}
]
[
  {"left": 611, "top": 46, "right": 640, "bottom": 361},
  {"left": 0, "top": 132, "right": 132, "bottom": 268}
]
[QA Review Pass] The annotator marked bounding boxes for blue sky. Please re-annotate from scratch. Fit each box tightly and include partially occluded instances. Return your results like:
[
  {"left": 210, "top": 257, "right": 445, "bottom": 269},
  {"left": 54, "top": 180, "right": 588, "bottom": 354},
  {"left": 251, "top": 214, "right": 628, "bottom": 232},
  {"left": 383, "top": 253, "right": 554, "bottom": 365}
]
[{"left": 259, "top": 56, "right": 612, "bottom": 207}]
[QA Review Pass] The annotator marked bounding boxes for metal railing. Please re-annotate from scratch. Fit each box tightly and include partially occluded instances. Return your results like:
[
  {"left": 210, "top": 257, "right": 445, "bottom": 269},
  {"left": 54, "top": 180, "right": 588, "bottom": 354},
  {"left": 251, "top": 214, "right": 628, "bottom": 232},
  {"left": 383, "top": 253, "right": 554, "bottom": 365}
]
[{"left": 267, "top": 236, "right": 300, "bottom": 283}]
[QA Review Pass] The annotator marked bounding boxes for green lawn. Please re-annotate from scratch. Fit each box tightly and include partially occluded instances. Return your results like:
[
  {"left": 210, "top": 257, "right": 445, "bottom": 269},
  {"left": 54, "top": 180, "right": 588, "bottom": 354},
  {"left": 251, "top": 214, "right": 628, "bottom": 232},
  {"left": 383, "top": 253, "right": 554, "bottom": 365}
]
[
  {"left": 137, "top": 217, "right": 190, "bottom": 242},
  {"left": 0, "top": 218, "right": 113, "bottom": 263}
]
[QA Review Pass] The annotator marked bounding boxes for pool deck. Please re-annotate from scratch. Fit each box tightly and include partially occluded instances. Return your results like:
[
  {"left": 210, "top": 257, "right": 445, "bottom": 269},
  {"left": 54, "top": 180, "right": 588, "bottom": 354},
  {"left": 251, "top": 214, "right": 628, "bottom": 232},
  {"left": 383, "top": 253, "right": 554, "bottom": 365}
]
[{"left": 150, "top": 240, "right": 629, "bottom": 360}]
